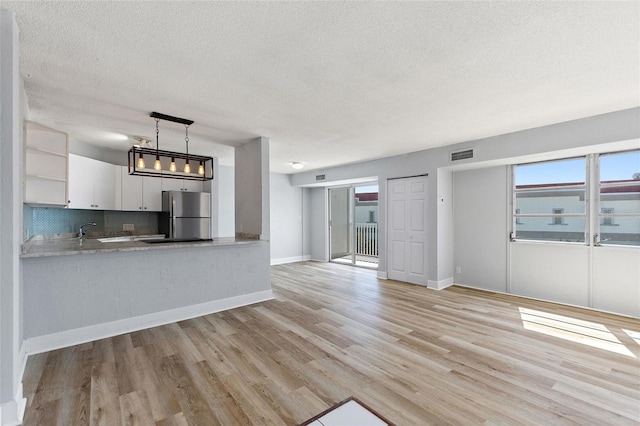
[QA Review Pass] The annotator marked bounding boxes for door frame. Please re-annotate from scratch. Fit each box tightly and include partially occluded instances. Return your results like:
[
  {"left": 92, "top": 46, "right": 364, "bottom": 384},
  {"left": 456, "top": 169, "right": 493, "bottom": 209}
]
[{"left": 328, "top": 182, "right": 379, "bottom": 268}]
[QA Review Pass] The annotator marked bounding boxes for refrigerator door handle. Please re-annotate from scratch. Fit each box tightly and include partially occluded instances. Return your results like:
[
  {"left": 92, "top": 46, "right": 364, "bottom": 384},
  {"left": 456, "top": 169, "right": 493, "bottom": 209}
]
[{"left": 171, "top": 194, "right": 175, "bottom": 238}]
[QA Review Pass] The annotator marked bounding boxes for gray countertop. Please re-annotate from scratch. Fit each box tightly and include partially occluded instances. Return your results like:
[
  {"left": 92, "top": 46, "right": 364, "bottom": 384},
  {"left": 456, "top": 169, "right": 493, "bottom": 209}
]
[{"left": 21, "top": 233, "right": 264, "bottom": 258}]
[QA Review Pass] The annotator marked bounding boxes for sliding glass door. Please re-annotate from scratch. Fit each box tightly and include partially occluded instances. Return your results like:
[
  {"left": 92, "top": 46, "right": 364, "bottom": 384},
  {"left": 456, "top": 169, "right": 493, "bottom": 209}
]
[
  {"left": 329, "top": 187, "right": 352, "bottom": 263},
  {"left": 329, "top": 184, "right": 379, "bottom": 268}
]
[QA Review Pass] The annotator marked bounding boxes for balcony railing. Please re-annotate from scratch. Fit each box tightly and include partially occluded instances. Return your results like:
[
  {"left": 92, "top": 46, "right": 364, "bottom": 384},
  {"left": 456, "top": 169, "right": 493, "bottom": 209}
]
[{"left": 355, "top": 223, "right": 378, "bottom": 258}]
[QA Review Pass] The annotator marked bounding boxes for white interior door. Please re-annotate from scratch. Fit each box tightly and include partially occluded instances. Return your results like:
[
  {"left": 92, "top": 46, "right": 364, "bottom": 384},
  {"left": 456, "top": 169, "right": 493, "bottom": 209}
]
[{"left": 387, "top": 176, "right": 428, "bottom": 285}]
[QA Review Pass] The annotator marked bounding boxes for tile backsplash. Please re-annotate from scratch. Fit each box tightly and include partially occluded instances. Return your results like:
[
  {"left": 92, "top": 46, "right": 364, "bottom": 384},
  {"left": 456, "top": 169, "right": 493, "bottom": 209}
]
[{"left": 25, "top": 206, "right": 159, "bottom": 238}]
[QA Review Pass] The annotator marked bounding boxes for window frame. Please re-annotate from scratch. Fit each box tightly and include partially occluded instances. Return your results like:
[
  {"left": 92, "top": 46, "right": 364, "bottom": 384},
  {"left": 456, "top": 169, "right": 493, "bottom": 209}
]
[
  {"left": 595, "top": 149, "right": 640, "bottom": 247},
  {"left": 512, "top": 150, "right": 639, "bottom": 247},
  {"left": 512, "top": 156, "right": 588, "bottom": 244}
]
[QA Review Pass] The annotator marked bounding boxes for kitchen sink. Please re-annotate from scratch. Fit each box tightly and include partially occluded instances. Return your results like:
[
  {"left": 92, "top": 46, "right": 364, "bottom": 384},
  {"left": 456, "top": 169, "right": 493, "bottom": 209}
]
[
  {"left": 97, "top": 234, "right": 165, "bottom": 243},
  {"left": 142, "top": 238, "right": 213, "bottom": 244}
]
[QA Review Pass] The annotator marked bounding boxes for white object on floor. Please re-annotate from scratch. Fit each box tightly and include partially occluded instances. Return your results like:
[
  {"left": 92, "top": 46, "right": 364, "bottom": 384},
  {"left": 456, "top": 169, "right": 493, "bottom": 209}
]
[{"left": 314, "top": 400, "right": 388, "bottom": 426}]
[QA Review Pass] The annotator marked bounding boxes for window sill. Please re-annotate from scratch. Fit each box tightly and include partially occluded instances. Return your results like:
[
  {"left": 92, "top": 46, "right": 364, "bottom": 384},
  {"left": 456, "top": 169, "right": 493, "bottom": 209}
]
[{"left": 511, "top": 239, "right": 586, "bottom": 246}]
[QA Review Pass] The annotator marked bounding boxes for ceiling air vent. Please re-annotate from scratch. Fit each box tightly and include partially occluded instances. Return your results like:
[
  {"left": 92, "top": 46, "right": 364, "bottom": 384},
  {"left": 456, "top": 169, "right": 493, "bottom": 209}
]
[
  {"left": 451, "top": 149, "right": 474, "bottom": 162},
  {"left": 315, "top": 174, "right": 326, "bottom": 181}
]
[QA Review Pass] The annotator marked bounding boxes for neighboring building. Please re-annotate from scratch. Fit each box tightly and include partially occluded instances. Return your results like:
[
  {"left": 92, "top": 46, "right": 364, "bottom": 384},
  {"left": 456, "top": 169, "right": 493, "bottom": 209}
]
[{"left": 515, "top": 180, "right": 640, "bottom": 245}]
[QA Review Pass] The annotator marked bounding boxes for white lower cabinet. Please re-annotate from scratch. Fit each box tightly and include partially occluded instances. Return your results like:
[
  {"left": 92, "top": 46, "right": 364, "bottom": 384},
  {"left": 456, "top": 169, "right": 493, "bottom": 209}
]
[
  {"left": 119, "top": 167, "right": 162, "bottom": 211},
  {"left": 68, "top": 154, "right": 116, "bottom": 210}
]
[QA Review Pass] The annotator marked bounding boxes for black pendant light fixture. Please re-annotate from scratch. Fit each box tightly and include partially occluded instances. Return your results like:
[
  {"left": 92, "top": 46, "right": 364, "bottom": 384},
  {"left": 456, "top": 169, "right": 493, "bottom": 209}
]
[{"left": 128, "top": 112, "right": 214, "bottom": 181}]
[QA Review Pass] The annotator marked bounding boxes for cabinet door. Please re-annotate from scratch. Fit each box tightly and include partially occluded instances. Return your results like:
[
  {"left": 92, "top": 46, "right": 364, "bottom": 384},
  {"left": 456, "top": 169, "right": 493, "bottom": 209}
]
[
  {"left": 182, "top": 179, "right": 203, "bottom": 192},
  {"left": 121, "top": 169, "right": 144, "bottom": 211},
  {"left": 161, "top": 178, "right": 184, "bottom": 192},
  {"left": 92, "top": 160, "right": 116, "bottom": 210},
  {"left": 68, "top": 154, "right": 94, "bottom": 209},
  {"left": 142, "top": 177, "right": 162, "bottom": 211}
]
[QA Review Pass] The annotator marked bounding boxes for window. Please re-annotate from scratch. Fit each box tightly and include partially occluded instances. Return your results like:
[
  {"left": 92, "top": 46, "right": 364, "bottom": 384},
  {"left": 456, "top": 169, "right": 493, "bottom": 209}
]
[
  {"left": 513, "top": 150, "right": 639, "bottom": 246},
  {"left": 598, "top": 150, "right": 640, "bottom": 245},
  {"left": 514, "top": 157, "right": 586, "bottom": 242},
  {"left": 600, "top": 208, "right": 615, "bottom": 226},
  {"left": 551, "top": 208, "right": 565, "bottom": 225},
  {"left": 515, "top": 209, "right": 523, "bottom": 225}
]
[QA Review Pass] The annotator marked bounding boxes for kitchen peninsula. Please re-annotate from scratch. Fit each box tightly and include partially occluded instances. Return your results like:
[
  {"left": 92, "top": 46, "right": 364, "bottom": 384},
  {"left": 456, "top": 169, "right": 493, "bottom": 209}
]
[
  {"left": 21, "top": 137, "right": 272, "bottom": 356},
  {"left": 21, "top": 233, "right": 260, "bottom": 258}
]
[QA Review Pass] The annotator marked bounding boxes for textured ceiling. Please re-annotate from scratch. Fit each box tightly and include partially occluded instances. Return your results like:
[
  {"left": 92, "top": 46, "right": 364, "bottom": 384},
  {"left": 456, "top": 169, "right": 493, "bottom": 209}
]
[{"left": 3, "top": 1, "right": 639, "bottom": 173}]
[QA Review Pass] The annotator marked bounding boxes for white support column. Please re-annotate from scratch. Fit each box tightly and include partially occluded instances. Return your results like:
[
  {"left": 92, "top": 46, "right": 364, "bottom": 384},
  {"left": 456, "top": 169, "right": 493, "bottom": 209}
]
[
  {"left": 235, "top": 137, "right": 270, "bottom": 240},
  {"left": 0, "top": 9, "right": 27, "bottom": 426}
]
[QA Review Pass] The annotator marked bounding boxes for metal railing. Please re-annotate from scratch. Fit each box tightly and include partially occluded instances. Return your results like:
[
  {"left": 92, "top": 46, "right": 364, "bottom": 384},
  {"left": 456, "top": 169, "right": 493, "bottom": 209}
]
[{"left": 355, "top": 223, "right": 378, "bottom": 257}]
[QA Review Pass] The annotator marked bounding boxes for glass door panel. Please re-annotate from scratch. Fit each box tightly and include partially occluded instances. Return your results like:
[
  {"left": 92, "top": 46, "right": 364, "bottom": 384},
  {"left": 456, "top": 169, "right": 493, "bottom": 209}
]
[
  {"left": 330, "top": 183, "right": 379, "bottom": 268},
  {"left": 329, "top": 187, "right": 352, "bottom": 262}
]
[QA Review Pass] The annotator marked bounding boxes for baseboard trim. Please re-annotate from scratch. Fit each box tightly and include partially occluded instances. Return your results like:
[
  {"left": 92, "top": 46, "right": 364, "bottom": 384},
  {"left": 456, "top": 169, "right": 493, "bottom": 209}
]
[
  {"left": 271, "top": 255, "right": 311, "bottom": 265},
  {"left": 427, "top": 277, "right": 454, "bottom": 290},
  {"left": 453, "top": 283, "right": 639, "bottom": 319},
  {"left": 25, "top": 289, "right": 274, "bottom": 356},
  {"left": 377, "top": 271, "right": 388, "bottom": 279},
  {"left": 18, "top": 342, "right": 27, "bottom": 389},
  {"left": 1, "top": 386, "right": 26, "bottom": 426}
]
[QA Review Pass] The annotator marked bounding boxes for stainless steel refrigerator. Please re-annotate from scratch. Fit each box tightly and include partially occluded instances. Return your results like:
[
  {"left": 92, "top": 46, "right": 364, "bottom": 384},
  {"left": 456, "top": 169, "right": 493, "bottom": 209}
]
[{"left": 160, "top": 191, "right": 211, "bottom": 239}]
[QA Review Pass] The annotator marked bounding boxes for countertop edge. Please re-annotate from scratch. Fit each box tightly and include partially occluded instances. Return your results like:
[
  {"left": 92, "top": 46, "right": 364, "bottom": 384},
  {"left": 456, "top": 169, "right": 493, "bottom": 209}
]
[{"left": 21, "top": 238, "right": 267, "bottom": 258}]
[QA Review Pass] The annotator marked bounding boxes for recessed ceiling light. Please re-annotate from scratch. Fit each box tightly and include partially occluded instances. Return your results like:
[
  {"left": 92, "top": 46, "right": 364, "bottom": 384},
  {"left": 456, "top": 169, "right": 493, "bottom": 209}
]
[{"left": 291, "top": 162, "right": 304, "bottom": 170}]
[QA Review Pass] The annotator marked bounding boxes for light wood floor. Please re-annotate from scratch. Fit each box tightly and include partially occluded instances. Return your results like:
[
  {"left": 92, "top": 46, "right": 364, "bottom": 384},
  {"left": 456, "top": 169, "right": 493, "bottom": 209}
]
[{"left": 22, "top": 262, "right": 640, "bottom": 425}]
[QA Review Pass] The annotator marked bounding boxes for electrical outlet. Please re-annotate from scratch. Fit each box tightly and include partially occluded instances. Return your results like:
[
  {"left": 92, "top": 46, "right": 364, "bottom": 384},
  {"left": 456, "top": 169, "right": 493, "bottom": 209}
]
[
  {"left": 123, "top": 224, "right": 135, "bottom": 231},
  {"left": 455, "top": 266, "right": 462, "bottom": 274}
]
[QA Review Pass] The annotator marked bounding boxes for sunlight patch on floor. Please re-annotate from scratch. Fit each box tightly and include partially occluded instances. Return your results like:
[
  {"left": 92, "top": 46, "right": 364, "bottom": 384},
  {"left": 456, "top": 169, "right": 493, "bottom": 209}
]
[
  {"left": 623, "top": 329, "right": 640, "bottom": 346},
  {"left": 518, "top": 307, "right": 635, "bottom": 358},
  {"left": 333, "top": 255, "right": 378, "bottom": 268}
]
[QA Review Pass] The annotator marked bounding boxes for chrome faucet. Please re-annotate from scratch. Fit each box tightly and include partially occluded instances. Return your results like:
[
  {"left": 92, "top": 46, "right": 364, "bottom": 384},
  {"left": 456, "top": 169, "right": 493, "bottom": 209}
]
[{"left": 79, "top": 222, "right": 96, "bottom": 239}]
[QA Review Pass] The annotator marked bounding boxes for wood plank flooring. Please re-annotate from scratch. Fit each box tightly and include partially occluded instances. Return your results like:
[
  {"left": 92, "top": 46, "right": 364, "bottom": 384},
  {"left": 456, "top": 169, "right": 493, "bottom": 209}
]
[{"left": 22, "top": 261, "right": 640, "bottom": 425}]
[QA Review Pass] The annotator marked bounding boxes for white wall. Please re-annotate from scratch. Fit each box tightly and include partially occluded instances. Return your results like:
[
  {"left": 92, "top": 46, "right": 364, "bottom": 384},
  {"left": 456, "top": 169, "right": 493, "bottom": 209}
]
[
  {"left": 592, "top": 247, "right": 640, "bottom": 317},
  {"left": 511, "top": 243, "right": 590, "bottom": 306},
  {"left": 435, "top": 169, "right": 454, "bottom": 286},
  {"left": 69, "top": 138, "right": 126, "bottom": 166},
  {"left": 235, "top": 137, "right": 270, "bottom": 239},
  {"left": 0, "top": 10, "right": 26, "bottom": 424},
  {"left": 217, "top": 164, "right": 235, "bottom": 237},
  {"left": 270, "top": 173, "right": 310, "bottom": 264},
  {"left": 453, "top": 166, "right": 508, "bottom": 292}
]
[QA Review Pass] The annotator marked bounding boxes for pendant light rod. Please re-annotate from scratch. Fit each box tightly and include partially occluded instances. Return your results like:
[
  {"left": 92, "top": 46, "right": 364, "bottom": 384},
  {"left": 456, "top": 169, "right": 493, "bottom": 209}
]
[{"left": 149, "top": 111, "right": 194, "bottom": 126}]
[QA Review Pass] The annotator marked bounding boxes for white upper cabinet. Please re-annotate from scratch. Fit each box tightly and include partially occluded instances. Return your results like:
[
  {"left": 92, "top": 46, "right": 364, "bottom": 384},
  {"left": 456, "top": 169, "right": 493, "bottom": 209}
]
[
  {"left": 161, "top": 178, "right": 203, "bottom": 192},
  {"left": 93, "top": 160, "right": 116, "bottom": 210},
  {"left": 24, "top": 122, "right": 69, "bottom": 206},
  {"left": 143, "top": 176, "right": 162, "bottom": 211},
  {"left": 120, "top": 167, "right": 163, "bottom": 212},
  {"left": 68, "top": 154, "right": 116, "bottom": 210}
]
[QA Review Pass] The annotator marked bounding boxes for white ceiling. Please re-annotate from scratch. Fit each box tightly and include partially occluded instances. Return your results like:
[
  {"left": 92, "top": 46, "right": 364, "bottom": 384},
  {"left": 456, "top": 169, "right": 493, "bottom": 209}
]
[{"left": 3, "top": 1, "right": 639, "bottom": 173}]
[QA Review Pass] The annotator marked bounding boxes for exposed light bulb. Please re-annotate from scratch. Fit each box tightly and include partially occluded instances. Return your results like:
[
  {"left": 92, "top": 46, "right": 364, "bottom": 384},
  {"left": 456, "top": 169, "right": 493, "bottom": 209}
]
[
  {"left": 153, "top": 156, "right": 162, "bottom": 171},
  {"left": 184, "top": 161, "right": 191, "bottom": 174},
  {"left": 169, "top": 157, "right": 177, "bottom": 172},
  {"left": 198, "top": 162, "right": 205, "bottom": 176},
  {"left": 137, "top": 153, "right": 145, "bottom": 169}
]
